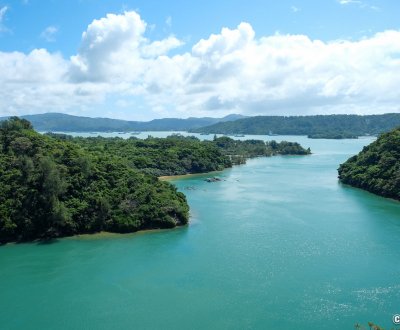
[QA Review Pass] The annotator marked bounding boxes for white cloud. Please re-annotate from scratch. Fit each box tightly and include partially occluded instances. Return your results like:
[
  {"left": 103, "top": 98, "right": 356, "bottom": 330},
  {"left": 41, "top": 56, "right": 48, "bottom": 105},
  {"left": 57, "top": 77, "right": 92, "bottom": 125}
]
[
  {"left": 0, "top": 6, "right": 7, "bottom": 21},
  {"left": 338, "top": 0, "right": 361, "bottom": 4},
  {"left": 40, "top": 26, "right": 58, "bottom": 42},
  {"left": 0, "top": 6, "right": 9, "bottom": 33},
  {"left": 69, "top": 11, "right": 182, "bottom": 83},
  {"left": 0, "top": 49, "right": 67, "bottom": 83},
  {"left": 337, "top": 0, "right": 379, "bottom": 11},
  {"left": 141, "top": 36, "right": 183, "bottom": 57},
  {"left": 0, "top": 10, "right": 399, "bottom": 119}
]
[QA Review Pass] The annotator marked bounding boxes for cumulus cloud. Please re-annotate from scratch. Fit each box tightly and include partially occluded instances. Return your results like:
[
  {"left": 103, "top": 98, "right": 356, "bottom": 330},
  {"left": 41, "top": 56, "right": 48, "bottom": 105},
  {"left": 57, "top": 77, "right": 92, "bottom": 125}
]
[
  {"left": 69, "top": 11, "right": 182, "bottom": 82},
  {"left": 0, "top": 10, "right": 399, "bottom": 118}
]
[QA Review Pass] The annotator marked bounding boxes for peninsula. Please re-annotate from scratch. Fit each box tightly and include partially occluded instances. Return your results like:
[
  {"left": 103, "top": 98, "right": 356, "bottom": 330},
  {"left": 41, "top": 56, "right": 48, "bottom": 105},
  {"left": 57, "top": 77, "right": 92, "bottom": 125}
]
[{"left": 0, "top": 118, "right": 311, "bottom": 243}]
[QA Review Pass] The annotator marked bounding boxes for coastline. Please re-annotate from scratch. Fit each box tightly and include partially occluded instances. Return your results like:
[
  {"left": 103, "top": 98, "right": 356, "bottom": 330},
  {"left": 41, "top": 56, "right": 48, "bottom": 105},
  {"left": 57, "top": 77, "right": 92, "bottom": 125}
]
[
  {"left": 68, "top": 227, "right": 187, "bottom": 241},
  {"left": 0, "top": 227, "right": 188, "bottom": 246},
  {"left": 159, "top": 170, "right": 224, "bottom": 181}
]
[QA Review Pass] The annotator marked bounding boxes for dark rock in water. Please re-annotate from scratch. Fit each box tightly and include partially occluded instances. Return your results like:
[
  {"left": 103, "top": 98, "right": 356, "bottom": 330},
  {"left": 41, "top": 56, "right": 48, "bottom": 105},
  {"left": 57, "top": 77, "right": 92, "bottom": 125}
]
[{"left": 205, "top": 177, "right": 222, "bottom": 182}]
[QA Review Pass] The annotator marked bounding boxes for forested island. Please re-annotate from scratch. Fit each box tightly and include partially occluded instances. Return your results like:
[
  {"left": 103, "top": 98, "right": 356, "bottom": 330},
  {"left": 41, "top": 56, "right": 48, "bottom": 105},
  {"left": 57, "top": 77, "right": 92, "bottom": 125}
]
[
  {"left": 307, "top": 133, "right": 358, "bottom": 139},
  {"left": 191, "top": 113, "right": 400, "bottom": 138},
  {"left": 338, "top": 127, "right": 400, "bottom": 200},
  {"left": 0, "top": 118, "right": 311, "bottom": 243}
]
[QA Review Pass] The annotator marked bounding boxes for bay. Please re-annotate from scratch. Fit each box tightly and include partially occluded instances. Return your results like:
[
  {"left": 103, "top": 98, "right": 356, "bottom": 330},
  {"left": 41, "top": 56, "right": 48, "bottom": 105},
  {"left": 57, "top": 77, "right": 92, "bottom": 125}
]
[{"left": 1, "top": 135, "right": 400, "bottom": 330}]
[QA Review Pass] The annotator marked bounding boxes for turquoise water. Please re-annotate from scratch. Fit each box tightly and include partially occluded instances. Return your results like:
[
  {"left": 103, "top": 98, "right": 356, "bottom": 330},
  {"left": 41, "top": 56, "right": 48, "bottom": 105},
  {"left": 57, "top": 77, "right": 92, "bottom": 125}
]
[{"left": 1, "top": 136, "right": 400, "bottom": 330}]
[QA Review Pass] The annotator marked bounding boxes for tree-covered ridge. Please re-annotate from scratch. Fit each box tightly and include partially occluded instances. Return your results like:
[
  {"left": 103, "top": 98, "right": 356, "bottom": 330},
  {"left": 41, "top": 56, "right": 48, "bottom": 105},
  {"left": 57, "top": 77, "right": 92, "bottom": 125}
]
[
  {"left": 338, "top": 127, "right": 400, "bottom": 200},
  {"left": 190, "top": 113, "right": 400, "bottom": 137},
  {"left": 0, "top": 112, "right": 246, "bottom": 132},
  {"left": 49, "top": 134, "right": 311, "bottom": 176},
  {"left": 0, "top": 118, "right": 189, "bottom": 243}
]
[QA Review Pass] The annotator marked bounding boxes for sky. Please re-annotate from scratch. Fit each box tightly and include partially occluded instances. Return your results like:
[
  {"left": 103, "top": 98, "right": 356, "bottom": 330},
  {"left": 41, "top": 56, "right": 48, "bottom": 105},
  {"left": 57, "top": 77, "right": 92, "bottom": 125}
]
[{"left": 0, "top": 0, "right": 399, "bottom": 120}]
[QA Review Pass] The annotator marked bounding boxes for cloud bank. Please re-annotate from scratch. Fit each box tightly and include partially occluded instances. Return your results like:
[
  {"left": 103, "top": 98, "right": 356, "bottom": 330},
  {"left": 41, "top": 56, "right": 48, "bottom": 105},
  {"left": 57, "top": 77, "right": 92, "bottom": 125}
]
[{"left": 1, "top": 11, "right": 400, "bottom": 118}]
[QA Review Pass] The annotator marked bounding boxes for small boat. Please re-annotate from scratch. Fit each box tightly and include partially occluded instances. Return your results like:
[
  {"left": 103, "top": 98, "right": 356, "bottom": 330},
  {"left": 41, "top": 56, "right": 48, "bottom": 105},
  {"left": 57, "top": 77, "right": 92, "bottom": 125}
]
[
  {"left": 200, "top": 133, "right": 210, "bottom": 135},
  {"left": 130, "top": 132, "right": 141, "bottom": 135},
  {"left": 234, "top": 134, "right": 245, "bottom": 137}
]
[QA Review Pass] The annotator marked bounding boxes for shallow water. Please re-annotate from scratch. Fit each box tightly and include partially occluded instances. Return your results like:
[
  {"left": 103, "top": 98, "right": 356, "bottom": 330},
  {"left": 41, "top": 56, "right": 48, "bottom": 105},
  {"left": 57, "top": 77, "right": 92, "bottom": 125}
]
[{"left": 1, "top": 135, "right": 400, "bottom": 330}]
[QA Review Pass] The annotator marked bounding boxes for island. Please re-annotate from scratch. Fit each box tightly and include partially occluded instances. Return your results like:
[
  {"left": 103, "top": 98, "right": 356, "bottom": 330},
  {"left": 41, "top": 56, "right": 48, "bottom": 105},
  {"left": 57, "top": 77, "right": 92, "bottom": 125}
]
[
  {"left": 307, "top": 133, "right": 358, "bottom": 139},
  {"left": 190, "top": 113, "right": 400, "bottom": 138},
  {"left": 338, "top": 127, "right": 400, "bottom": 201},
  {"left": 0, "top": 118, "right": 311, "bottom": 243}
]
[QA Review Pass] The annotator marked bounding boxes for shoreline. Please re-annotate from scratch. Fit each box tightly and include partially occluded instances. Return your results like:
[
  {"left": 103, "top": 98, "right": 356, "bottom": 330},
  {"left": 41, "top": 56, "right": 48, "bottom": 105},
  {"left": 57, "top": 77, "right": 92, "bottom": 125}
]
[
  {"left": 68, "top": 226, "right": 187, "bottom": 241},
  {"left": 159, "top": 170, "right": 224, "bottom": 181},
  {"left": 1, "top": 226, "right": 188, "bottom": 246}
]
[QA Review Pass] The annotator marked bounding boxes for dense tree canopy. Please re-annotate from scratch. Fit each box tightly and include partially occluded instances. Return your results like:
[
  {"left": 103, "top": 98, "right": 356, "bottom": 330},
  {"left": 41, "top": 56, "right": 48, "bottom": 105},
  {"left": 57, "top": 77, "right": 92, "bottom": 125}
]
[
  {"left": 48, "top": 134, "right": 311, "bottom": 176},
  {"left": 66, "top": 134, "right": 232, "bottom": 177},
  {"left": 191, "top": 113, "right": 400, "bottom": 138},
  {"left": 338, "top": 127, "right": 400, "bottom": 200},
  {"left": 0, "top": 118, "right": 189, "bottom": 243},
  {"left": 0, "top": 118, "right": 311, "bottom": 243}
]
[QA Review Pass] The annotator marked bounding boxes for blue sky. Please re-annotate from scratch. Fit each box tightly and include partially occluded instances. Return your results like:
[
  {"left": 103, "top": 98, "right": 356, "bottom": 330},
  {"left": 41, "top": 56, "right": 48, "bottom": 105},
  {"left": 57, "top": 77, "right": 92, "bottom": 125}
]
[{"left": 0, "top": 0, "right": 399, "bottom": 120}]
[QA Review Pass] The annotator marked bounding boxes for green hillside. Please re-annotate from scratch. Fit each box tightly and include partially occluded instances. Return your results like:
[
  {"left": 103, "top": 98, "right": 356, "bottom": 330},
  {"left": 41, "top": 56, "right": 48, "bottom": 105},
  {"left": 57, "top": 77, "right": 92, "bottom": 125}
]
[
  {"left": 0, "top": 118, "right": 189, "bottom": 243},
  {"left": 338, "top": 127, "right": 400, "bottom": 200},
  {"left": 0, "top": 113, "right": 246, "bottom": 132},
  {"left": 190, "top": 113, "right": 400, "bottom": 137}
]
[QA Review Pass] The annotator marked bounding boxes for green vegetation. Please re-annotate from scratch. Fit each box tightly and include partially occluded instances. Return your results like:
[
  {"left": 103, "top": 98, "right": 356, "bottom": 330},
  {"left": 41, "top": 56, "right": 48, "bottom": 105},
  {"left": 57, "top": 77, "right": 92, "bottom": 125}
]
[
  {"left": 212, "top": 136, "right": 311, "bottom": 164},
  {"left": 57, "top": 134, "right": 232, "bottom": 177},
  {"left": 191, "top": 113, "right": 400, "bottom": 138},
  {"left": 0, "top": 118, "right": 311, "bottom": 243},
  {"left": 0, "top": 118, "right": 189, "bottom": 244},
  {"left": 49, "top": 134, "right": 311, "bottom": 176},
  {"left": 0, "top": 113, "right": 246, "bottom": 132},
  {"left": 338, "top": 127, "right": 400, "bottom": 200},
  {"left": 308, "top": 132, "right": 358, "bottom": 139}
]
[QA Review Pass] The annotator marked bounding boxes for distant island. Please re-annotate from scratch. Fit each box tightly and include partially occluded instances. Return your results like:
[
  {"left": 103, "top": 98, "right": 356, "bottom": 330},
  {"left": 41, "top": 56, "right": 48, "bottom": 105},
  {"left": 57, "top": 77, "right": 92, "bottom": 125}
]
[
  {"left": 338, "top": 127, "right": 400, "bottom": 201},
  {"left": 0, "top": 113, "right": 246, "bottom": 132},
  {"left": 0, "top": 118, "right": 311, "bottom": 243},
  {"left": 1, "top": 113, "right": 400, "bottom": 139},
  {"left": 307, "top": 133, "right": 358, "bottom": 139},
  {"left": 190, "top": 113, "right": 400, "bottom": 138}
]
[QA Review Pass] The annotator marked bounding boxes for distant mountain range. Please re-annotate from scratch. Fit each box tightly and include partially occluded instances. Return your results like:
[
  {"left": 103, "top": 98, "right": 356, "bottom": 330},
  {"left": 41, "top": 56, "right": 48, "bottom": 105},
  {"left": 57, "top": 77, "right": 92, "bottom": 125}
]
[
  {"left": 0, "top": 113, "right": 247, "bottom": 132},
  {"left": 190, "top": 113, "right": 400, "bottom": 137},
  {"left": 2, "top": 112, "right": 399, "bottom": 137}
]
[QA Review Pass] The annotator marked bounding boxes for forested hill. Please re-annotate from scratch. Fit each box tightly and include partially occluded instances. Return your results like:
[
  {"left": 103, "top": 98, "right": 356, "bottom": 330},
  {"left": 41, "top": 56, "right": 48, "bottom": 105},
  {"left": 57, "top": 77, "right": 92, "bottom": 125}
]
[
  {"left": 338, "top": 127, "right": 400, "bottom": 201},
  {"left": 0, "top": 118, "right": 190, "bottom": 243},
  {"left": 190, "top": 113, "right": 400, "bottom": 137},
  {"left": 0, "top": 117, "right": 311, "bottom": 243},
  {"left": 0, "top": 113, "right": 246, "bottom": 132}
]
